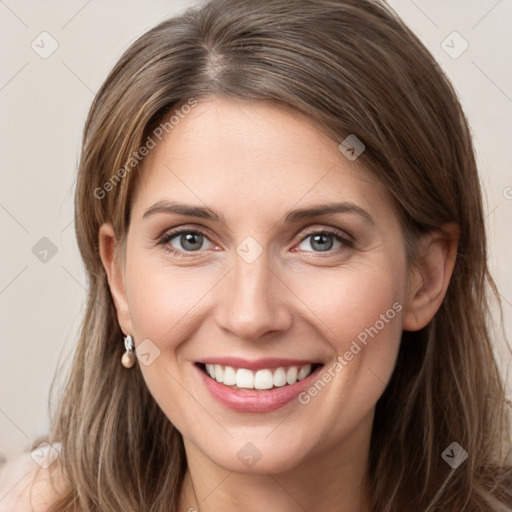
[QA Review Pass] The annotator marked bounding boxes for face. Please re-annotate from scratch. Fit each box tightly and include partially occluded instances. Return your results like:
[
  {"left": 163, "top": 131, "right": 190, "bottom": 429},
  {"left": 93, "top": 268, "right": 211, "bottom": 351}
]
[{"left": 105, "top": 97, "right": 412, "bottom": 474}]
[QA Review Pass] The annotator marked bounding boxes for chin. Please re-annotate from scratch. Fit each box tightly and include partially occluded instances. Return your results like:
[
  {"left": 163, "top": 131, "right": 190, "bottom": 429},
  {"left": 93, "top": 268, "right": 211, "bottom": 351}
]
[{"left": 201, "top": 437, "right": 311, "bottom": 475}]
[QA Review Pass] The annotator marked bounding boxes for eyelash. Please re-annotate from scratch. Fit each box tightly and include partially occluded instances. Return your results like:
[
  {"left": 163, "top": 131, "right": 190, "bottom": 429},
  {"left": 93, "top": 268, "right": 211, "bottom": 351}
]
[{"left": 156, "top": 227, "right": 354, "bottom": 258}]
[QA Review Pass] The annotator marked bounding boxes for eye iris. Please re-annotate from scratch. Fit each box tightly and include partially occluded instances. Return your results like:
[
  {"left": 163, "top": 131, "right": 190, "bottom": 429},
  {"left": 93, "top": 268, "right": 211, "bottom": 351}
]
[
  {"left": 311, "top": 234, "right": 333, "bottom": 252},
  {"left": 181, "top": 232, "right": 203, "bottom": 251}
]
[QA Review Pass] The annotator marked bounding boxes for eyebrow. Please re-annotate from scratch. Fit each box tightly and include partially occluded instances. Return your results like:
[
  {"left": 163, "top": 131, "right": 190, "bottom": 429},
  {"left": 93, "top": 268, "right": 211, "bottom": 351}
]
[{"left": 142, "top": 200, "right": 376, "bottom": 226}]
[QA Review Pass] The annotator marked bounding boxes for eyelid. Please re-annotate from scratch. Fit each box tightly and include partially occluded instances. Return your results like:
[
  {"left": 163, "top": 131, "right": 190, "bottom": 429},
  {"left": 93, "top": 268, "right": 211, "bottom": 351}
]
[
  {"left": 296, "top": 224, "right": 354, "bottom": 244},
  {"left": 155, "top": 222, "right": 216, "bottom": 241}
]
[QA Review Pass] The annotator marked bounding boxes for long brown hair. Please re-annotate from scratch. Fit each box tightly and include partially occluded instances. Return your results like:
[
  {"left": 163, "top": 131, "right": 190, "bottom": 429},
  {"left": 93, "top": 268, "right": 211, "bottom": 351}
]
[{"left": 40, "top": 0, "right": 512, "bottom": 510}]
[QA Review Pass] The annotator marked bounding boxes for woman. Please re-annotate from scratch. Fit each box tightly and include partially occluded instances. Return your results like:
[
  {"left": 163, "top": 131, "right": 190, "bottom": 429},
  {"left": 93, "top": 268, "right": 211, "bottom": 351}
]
[{"left": 1, "top": 0, "right": 511, "bottom": 510}]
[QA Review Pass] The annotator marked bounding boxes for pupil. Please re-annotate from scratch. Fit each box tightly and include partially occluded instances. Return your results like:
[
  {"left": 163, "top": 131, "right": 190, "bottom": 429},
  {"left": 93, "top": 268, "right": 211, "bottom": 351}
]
[
  {"left": 312, "top": 234, "right": 333, "bottom": 252},
  {"left": 182, "top": 232, "right": 202, "bottom": 251}
]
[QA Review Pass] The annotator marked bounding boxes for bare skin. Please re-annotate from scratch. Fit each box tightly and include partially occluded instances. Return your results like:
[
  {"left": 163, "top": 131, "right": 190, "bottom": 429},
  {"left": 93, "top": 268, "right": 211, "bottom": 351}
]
[
  {"left": 99, "top": 96, "right": 458, "bottom": 512},
  {"left": 0, "top": 453, "right": 68, "bottom": 512}
]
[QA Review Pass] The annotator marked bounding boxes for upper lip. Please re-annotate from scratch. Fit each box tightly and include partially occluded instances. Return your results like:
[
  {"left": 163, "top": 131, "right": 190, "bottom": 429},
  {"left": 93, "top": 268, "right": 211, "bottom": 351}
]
[{"left": 197, "top": 357, "right": 323, "bottom": 371}]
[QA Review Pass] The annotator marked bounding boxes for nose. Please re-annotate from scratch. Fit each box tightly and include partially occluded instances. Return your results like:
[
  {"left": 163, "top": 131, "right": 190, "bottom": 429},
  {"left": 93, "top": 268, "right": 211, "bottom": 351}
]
[{"left": 215, "top": 252, "right": 293, "bottom": 342}]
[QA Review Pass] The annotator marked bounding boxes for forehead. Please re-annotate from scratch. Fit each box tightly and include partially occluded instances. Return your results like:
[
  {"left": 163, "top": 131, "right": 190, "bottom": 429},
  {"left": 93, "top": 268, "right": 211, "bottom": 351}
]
[{"left": 130, "top": 97, "right": 393, "bottom": 226}]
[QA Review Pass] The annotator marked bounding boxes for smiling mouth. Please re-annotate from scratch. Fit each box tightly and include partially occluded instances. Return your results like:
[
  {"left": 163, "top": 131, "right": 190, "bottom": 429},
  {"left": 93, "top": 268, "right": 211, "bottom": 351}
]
[{"left": 196, "top": 362, "right": 323, "bottom": 391}]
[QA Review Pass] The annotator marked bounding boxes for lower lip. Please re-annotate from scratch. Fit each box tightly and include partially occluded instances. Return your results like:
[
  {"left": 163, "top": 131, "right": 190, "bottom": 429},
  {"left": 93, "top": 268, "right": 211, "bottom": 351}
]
[{"left": 195, "top": 364, "right": 323, "bottom": 413}]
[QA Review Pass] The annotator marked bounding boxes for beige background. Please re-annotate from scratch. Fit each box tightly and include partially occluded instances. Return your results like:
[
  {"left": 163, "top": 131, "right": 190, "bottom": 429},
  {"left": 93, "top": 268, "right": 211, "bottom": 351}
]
[{"left": 0, "top": 0, "right": 511, "bottom": 463}]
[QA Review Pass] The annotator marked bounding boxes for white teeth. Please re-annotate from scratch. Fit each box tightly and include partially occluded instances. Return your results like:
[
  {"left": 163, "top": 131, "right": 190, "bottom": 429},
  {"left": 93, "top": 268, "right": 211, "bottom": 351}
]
[
  {"left": 286, "top": 366, "right": 298, "bottom": 385},
  {"left": 223, "top": 365, "right": 236, "bottom": 385},
  {"left": 236, "top": 368, "right": 254, "bottom": 389},
  {"left": 214, "top": 364, "right": 224, "bottom": 383},
  {"left": 203, "top": 363, "right": 315, "bottom": 389},
  {"left": 273, "top": 367, "right": 287, "bottom": 387},
  {"left": 254, "top": 369, "right": 273, "bottom": 390},
  {"left": 297, "top": 364, "right": 311, "bottom": 381}
]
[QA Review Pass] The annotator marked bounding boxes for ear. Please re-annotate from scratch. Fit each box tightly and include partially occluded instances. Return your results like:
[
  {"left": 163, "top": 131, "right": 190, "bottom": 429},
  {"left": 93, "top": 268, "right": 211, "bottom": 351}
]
[
  {"left": 98, "top": 222, "right": 134, "bottom": 336},
  {"left": 402, "top": 223, "right": 459, "bottom": 331}
]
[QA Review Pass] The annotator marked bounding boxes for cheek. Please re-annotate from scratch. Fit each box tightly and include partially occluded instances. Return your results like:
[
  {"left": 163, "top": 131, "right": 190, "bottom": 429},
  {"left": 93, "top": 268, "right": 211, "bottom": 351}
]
[
  {"left": 291, "top": 259, "right": 404, "bottom": 345},
  {"left": 291, "top": 258, "right": 405, "bottom": 398},
  {"left": 290, "top": 263, "right": 405, "bottom": 438},
  {"left": 123, "top": 254, "right": 213, "bottom": 433},
  {"left": 125, "top": 253, "right": 217, "bottom": 346}
]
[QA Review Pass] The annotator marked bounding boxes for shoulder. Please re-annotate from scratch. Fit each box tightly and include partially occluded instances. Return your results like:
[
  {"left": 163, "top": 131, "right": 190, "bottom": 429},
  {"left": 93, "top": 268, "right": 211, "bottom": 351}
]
[{"left": 0, "top": 443, "right": 68, "bottom": 512}]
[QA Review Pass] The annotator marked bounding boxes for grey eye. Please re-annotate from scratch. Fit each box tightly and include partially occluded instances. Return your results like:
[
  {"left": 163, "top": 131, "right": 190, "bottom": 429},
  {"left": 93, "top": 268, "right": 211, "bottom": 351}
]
[
  {"left": 170, "top": 231, "right": 213, "bottom": 252},
  {"left": 298, "top": 233, "right": 342, "bottom": 252}
]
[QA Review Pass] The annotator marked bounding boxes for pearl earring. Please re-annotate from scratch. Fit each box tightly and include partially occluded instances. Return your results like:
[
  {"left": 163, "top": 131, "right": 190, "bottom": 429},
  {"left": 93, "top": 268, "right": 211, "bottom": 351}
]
[{"left": 121, "top": 335, "right": 136, "bottom": 368}]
